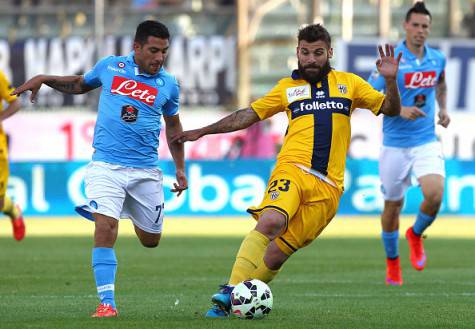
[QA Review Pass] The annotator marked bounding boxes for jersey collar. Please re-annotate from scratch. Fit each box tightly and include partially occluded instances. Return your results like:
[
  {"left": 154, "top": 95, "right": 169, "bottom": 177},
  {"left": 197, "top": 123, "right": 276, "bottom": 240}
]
[
  {"left": 291, "top": 69, "right": 301, "bottom": 80},
  {"left": 400, "top": 41, "right": 435, "bottom": 61},
  {"left": 126, "top": 51, "right": 164, "bottom": 77}
]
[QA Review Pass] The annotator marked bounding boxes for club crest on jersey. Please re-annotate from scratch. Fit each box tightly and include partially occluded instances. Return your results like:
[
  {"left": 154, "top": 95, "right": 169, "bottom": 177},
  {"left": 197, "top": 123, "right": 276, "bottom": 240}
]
[
  {"left": 118, "top": 62, "right": 125, "bottom": 68},
  {"left": 121, "top": 105, "right": 138, "bottom": 122},
  {"left": 337, "top": 84, "right": 347, "bottom": 94},
  {"left": 156, "top": 78, "right": 165, "bottom": 87},
  {"left": 286, "top": 85, "right": 310, "bottom": 103},
  {"left": 111, "top": 76, "right": 157, "bottom": 105}
]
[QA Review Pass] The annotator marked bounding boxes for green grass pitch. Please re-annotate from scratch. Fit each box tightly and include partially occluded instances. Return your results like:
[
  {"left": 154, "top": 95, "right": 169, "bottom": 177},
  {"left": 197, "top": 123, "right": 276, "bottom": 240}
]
[{"left": 0, "top": 236, "right": 474, "bottom": 329}]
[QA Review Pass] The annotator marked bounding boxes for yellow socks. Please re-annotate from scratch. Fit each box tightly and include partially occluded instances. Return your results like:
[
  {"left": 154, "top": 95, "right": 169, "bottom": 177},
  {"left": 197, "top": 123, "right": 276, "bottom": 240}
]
[
  {"left": 229, "top": 230, "right": 270, "bottom": 285},
  {"left": 1, "top": 196, "right": 19, "bottom": 219},
  {"left": 250, "top": 262, "right": 281, "bottom": 283}
]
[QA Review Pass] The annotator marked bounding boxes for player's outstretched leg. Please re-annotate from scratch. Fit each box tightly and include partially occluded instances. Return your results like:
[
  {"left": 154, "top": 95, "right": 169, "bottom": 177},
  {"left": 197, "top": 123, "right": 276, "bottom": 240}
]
[
  {"left": 405, "top": 226, "right": 426, "bottom": 271},
  {"left": 2, "top": 196, "right": 25, "bottom": 241}
]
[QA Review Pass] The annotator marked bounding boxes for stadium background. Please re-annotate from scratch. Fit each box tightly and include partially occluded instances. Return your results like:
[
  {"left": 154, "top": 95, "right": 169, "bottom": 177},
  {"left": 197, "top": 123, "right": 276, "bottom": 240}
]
[
  {"left": 0, "top": 1, "right": 474, "bottom": 328},
  {"left": 2, "top": 0, "right": 475, "bottom": 217}
]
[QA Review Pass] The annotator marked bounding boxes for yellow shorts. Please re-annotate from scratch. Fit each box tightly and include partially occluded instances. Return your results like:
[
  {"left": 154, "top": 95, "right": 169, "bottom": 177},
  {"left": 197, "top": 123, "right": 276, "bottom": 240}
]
[
  {"left": 247, "top": 162, "right": 341, "bottom": 255},
  {"left": 0, "top": 133, "right": 9, "bottom": 199}
]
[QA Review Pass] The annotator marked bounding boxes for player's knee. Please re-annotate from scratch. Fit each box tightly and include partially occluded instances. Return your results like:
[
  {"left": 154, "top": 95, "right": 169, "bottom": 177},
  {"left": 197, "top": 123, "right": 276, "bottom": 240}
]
[
  {"left": 139, "top": 234, "right": 161, "bottom": 248},
  {"left": 141, "top": 239, "right": 160, "bottom": 248},
  {"left": 256, "top": 212, "right": 286, "bottom": 239},
  {"left": 383, "top": 200, "right": 403, "bottom": 216}
]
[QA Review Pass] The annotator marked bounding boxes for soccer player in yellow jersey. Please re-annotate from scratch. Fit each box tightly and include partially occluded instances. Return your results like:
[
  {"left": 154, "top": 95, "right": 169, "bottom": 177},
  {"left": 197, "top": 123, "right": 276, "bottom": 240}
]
[
  {"left": 0, "top": 69, "right": 25, "bottom": 241},
  {"left": 173, "top": 24, "right": 402, "bottom": 317}
]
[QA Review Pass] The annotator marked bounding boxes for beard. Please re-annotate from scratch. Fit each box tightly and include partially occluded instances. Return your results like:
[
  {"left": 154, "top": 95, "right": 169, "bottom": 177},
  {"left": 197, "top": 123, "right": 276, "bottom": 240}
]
[{"left": 298, "top": 60, "right": 332, "bottom": 84}]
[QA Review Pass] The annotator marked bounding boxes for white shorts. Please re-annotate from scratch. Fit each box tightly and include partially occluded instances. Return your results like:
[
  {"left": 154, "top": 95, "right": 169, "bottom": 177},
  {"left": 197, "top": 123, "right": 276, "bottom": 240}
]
[
  {"left": 75, "top": 161, "right": 165, "bottom": 234},
  {"left": 379, "top": 141, "right": 445, "bottom": 201}
]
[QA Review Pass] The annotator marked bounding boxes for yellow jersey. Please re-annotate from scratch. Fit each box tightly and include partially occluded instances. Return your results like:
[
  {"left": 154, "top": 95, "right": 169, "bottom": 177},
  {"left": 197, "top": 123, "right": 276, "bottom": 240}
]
[
  {"left": 0, "top": 70, "right": 17, "bottom": 134},
  {"left": 251, "top": 69, "right": 385, "bottom": 191}
]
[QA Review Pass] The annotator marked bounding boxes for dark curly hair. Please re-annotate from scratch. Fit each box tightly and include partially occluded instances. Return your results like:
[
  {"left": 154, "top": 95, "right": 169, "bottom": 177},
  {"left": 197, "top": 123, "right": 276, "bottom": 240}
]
[{"left": 297, "top": 24, "right": 331, "bottom": 48}]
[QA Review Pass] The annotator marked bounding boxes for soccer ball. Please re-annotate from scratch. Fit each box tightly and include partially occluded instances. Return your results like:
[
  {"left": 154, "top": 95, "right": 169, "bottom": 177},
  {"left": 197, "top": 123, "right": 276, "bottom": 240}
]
[{"left": 230, "top": 279, "right": 273, "bottom": 319}]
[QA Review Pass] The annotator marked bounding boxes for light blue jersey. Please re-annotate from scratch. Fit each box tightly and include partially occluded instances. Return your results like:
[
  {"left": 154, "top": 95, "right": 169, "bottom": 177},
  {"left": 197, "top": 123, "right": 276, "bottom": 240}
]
[
  {"left": 368, "top": 41, "right": 445, "bottom": 147},
  {"left": 83, "top": 52, "right": 179, "bottom": 168}
]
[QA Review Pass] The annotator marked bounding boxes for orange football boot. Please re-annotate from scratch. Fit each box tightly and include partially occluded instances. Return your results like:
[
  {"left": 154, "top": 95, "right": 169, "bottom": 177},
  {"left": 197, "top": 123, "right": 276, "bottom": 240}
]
[
  {"left": 386, "top": 257, "right": 403, "bottom": 286},
  {"left": 11, "top": 206, "right": 25, "bottom": 241},
  {"left": 406, "top": 227, "right": 426, "bottom": 271},
  {"left": 91, "top": 303, "right": 118, "bottom": 318}
]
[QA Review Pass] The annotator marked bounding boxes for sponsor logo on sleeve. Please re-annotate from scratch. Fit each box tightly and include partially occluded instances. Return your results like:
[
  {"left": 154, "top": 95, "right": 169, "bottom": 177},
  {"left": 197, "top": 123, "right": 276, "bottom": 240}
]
[
  {"left": 286, "top": 85, "right": 310, "bottom": 103},
  {"left": 111, "top": 76, "right": 158, "bottom": 105}
]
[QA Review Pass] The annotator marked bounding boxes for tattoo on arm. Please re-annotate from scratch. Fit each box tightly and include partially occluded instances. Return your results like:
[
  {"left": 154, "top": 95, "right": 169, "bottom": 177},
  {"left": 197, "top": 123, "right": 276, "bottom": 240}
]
[
  {"left": 205, "top": 108, "right": 260, "bottom": 134},
  {"left": 380, "top": 79, "right": 401, "bottom": 117},
  {"left": 45, "top": 76, "right": 93, "bottom": 94},
  {"left": 436, "top": 75, "right": 447, "bottom": 111}
]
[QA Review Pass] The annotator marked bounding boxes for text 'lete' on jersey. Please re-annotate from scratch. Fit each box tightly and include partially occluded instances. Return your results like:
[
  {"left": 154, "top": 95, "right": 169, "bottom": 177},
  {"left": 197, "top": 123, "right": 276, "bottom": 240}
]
[
  {"left": 83, "top": 52, "right": 180, "bottom": 168},
  {"left": 368, "top": 41, "right": 446, "bottom": 148},
  {"left": 251, "top": 69, "right": 385, "bottom": 191}
]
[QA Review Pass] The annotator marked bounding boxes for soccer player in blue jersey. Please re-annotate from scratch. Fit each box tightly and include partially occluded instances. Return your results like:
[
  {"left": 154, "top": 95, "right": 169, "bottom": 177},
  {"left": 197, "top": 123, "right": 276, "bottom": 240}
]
[
  {"left": 12, "top": 20, "right": 188, "bottom": 316},
  {"left": 368, "top": 2, "right": 450, "bottom": 286}
]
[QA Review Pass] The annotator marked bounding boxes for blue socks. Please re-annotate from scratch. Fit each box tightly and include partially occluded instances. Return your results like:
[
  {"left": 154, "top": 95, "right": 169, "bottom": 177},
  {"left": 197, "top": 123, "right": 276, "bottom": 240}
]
[
  {"left": 413, "top": 211, "right": 436, "bottom": 236},
  {"left": 382, "top": 230, "right": 399, "bottom": 259},
  {"left": 92, "top": 247, "right": 117, "bottom": 308}
]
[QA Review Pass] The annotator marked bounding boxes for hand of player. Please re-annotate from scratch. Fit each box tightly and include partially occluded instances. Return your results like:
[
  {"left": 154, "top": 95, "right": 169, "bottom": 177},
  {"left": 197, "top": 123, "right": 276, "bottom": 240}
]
[
  {"left": 10, "top": 75, "right": 45, "bottom": 103},
  {"left": 376, "top": 44, "right": 402, "bottom": 81},
  {"left": 171, "top": 169, "right": 188, "bottom": 197},
  {"left": 400, "top": 106, "right": 426, "bottom": 120},
  {"left": 437, "top": 110, "right": 450, "bottom": 128},
  {"left": 172, "top": 129, "right": 204, "bottom": 144}
]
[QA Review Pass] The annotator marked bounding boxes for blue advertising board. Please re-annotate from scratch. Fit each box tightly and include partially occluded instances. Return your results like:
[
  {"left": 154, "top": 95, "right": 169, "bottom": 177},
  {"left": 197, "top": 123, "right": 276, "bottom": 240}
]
[{"left": 7, "top": 160, "right": 475, "bottom": 216}]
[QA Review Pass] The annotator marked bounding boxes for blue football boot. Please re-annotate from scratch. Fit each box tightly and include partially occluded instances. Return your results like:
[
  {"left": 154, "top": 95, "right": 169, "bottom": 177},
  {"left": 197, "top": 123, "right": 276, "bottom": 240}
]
[
  {"left": 204, "top": 284, "right": 234, "bottom": 318},
  {"left": 205, "top": 304, "right": 229, "bottom": 318}
]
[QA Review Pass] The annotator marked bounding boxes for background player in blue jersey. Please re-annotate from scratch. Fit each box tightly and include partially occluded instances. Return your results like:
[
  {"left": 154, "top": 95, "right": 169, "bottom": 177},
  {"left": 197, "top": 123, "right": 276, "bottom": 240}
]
[
  {"left": 12, "top": 20, "right": 188, "bottom": 317},
  {"left": 368, "top": 2, "right": 450, "bottom": 286}
]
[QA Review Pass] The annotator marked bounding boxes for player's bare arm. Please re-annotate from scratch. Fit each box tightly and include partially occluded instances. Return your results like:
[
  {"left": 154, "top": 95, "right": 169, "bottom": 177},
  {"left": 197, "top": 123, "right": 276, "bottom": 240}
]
[
  {"left": 376, "top": 44, "right": 402, "bottom": 117},
  {"left": 436, "top": 71, "right": 450, "bottom": 128},
  {"left": 11, "top": 75, "right": 95, "bottom": 103},
  {"left": 0, "top": 98, "right": 20, "bottom": 123},
  {"left": 173, "top": 107, "right": 260, "bottom": 143},
  {"left": 164, "top": 114, "right": 188, "bottom": 196}
]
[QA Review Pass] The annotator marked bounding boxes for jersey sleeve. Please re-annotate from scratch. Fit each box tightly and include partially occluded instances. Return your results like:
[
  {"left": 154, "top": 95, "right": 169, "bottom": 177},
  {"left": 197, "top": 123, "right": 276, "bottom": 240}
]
[
  {"left": 0, "top": 70, "right": 17, "bottom": 103},
  {"left": 352, "top": 73, "right": 385, "bottom": 115},
  {"left": 83, "top": 56, "right": 112, "bottom": 88},
  {"left": 162, "top": 77, "right": 180, "bottom": 116},
  {"left": 367, "top": 68, "right": 386, "bottom": 92},
  {"left": 250, "top": 82, "right": 285, "bottom": 120}
]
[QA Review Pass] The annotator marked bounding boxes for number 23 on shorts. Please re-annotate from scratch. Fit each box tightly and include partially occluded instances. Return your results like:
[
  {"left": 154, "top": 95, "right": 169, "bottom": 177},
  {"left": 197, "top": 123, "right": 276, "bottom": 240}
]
[{"left": 267, "top": 179, "right": 291, "bottom": 193}]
